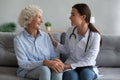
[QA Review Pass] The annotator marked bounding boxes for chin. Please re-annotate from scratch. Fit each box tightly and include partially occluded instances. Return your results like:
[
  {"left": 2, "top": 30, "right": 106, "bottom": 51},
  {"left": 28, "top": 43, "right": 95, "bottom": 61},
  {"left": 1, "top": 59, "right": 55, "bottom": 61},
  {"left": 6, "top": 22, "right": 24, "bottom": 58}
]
[
  {"left": 37, "top": 26, "right": 40, "bottom": 29},
  {"left": 38, "top": 27, "right": 40, "bottom": 30},
  {"left": 35, "top": 27, "right": 40, "bottom": 30},
  {"left": 71, "top": 23, "right": 75, "bottom": 26},
  {"left": 71, "top": 24, "right": 76, "bottom": 27}
]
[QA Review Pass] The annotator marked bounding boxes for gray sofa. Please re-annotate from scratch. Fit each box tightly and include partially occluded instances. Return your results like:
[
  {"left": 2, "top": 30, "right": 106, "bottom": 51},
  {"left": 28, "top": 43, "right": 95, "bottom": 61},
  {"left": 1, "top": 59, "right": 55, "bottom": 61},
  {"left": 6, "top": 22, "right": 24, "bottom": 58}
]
[{"left": 0, "top": 32, "right": 120, "bottom": 80}]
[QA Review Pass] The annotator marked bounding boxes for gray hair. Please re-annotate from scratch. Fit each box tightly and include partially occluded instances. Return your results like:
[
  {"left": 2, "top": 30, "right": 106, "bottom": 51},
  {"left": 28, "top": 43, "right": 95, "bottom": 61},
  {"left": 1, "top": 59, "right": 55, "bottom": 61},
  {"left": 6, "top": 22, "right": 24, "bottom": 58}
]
[{"left": 18, "top": 5, "right": 43, "bottom": 28}]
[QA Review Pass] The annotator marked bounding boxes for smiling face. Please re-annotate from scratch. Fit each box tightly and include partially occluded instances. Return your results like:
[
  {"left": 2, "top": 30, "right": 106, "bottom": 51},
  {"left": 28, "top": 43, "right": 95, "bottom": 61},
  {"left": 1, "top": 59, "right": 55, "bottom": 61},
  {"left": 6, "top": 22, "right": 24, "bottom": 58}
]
[
  {"left": 69, "top": 8, "right": 86, "bottom": 27},
  {"left": 28, "top": 11, "right": 43, "bottom": 30}
]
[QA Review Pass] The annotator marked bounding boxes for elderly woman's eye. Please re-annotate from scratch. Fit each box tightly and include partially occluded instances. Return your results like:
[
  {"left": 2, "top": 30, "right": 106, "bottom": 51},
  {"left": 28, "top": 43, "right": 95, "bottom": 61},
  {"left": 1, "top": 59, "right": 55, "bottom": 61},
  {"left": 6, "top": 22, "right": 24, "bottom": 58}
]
[{"left": 39, "top": 16, "right": 42, "bottom": 19}]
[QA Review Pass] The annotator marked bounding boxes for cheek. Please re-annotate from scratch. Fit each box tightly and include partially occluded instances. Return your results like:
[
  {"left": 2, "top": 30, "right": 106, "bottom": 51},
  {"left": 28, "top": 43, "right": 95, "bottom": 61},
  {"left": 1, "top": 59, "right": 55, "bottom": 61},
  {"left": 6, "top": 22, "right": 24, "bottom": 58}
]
[
  {"left": 70, "top": 19, "right": 76, "bottom": 26},
  {"left": 76, "top": 18, "right": 82, "bottom": 24},
  {"left": 73, "top": 18, "right": 80, "bottom": 24}
]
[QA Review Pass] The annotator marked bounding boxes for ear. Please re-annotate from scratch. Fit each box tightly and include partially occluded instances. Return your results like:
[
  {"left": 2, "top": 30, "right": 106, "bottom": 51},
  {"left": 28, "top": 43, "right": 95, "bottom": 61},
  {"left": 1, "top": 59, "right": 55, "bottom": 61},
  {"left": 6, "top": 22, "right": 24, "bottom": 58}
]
[
  {"left": 82, "top": 15, "right": 86, "bottom": 20},
  {"left": 28, "top": 19, "right": 32, "bottom": 24}
]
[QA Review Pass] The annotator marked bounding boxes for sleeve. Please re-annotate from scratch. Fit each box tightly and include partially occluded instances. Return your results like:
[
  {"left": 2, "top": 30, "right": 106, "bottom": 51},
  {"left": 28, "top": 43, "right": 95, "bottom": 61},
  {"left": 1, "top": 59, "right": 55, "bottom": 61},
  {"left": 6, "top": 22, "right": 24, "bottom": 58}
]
[
  {"left": 14, "top": 36, "right": 42, "bottom": 70},
  {"left": 71, "top": 33, "right": 101, "bottom": 69}
]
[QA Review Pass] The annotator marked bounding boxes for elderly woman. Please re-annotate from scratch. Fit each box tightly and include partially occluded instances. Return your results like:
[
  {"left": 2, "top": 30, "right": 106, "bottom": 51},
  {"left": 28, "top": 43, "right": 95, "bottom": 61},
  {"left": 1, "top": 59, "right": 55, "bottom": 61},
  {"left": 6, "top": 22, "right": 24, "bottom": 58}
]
[{"left": 14, "top": 5, "right": 63, "bottom": 80}]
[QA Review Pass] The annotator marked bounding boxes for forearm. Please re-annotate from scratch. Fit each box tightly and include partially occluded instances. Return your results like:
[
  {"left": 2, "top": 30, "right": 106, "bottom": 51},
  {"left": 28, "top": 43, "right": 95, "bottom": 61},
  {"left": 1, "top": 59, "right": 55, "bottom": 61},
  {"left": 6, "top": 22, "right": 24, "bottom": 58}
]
[{"left": 48, "top": 33, "right": 58, "bottom": 47}]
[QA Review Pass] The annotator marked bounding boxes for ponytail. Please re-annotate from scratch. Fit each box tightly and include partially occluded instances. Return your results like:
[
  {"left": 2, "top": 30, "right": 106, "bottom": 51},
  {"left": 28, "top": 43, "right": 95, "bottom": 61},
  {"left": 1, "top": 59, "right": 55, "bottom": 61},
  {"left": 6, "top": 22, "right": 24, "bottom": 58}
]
[{"left": 88, "top": 23, "right": 102, "bottom": 46}]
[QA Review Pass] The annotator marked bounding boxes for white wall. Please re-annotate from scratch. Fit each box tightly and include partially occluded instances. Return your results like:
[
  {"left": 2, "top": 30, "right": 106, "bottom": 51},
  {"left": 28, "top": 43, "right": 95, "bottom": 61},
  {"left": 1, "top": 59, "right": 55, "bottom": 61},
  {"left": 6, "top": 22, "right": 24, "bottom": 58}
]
[{"left": 0, "top": 0, "right": 120, "bottom": 35}]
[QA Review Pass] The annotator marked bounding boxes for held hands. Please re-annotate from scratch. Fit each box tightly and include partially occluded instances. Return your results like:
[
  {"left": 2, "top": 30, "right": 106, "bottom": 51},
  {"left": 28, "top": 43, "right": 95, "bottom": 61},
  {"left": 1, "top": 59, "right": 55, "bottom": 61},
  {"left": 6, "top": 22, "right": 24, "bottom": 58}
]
[
  {"left": 51, "top": 58, "right": 64, "bottom": 73},
  {"left": 52, "top": 59, "right": 72, "bottom": 71},
  {"left": 48, "top": 33, "right": 58, "bottom": 47},
  {"left": 43, "top": 59, "right": 65, "bottom": 73}
]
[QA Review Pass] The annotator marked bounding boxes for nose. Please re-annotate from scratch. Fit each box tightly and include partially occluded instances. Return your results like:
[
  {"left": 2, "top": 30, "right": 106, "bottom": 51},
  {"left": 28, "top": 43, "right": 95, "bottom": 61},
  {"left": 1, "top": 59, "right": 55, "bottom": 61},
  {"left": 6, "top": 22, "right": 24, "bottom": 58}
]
[
  {"left": 69, "top": 16, "right": 71, "bottom": 20},
  {"left": 40, "top": 19, "right": 43, "bottom": 23}
]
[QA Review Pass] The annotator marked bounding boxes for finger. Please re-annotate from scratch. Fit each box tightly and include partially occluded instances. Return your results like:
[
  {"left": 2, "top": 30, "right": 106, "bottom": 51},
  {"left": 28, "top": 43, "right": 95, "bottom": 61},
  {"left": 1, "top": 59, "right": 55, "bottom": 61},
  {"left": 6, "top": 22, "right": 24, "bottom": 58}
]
[
  {"left": 55, "top": 66, "right": 62, "bottom": 73},
  {"left": 56, "top": 64, "right": 64, "bottom": 73},
  {"left": 54, "top": 65, "right": 62, "bottom": 73},
  {"left": 51, "top": 61, "right": 64, "bottom": 73},
  {"left": 50, "top": 63, "right": 61, "bottom": 73},
  {"left": 58, "top": 63, "right": 64, "bottom": 70},
  {"left": 52, "top": 67, "right": 59, "bottom": 73}
]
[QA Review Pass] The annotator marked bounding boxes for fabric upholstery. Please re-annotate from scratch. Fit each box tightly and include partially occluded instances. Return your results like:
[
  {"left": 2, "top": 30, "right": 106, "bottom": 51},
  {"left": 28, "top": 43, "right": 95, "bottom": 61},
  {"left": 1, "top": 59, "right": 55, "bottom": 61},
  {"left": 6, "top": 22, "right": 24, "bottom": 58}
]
[
  {"left": 0, "top": 32, "right": 18, "bottom": 67},
  {"left": 96, "top": 35, "right": 120, "bottom": 67},
  {"left": 51, "top": 32, "right": 61, "bottom": 42},
  {"left": 97, "top": 68, "right": 120, "bottom": 80},
  {"left": 0, "top": 67, "right": 30, "bottom": 80}
]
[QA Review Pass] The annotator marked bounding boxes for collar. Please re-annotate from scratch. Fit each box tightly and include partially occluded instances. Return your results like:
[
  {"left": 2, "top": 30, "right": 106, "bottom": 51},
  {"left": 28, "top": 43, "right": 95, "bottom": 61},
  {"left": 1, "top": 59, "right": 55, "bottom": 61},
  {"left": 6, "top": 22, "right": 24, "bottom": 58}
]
[
  {"left": 84, "top": 29, "right": 90, "bottom": 38},
  {"left": 23, "top": 29, "right": 42, "bottom": 37},
  {"left": 74, "top": 27, "right": 90, "bottom": 38}
]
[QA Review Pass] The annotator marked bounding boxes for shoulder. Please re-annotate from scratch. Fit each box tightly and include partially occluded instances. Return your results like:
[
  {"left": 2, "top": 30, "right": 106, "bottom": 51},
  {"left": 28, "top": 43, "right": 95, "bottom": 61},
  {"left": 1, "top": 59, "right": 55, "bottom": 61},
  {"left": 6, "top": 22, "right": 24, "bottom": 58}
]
[
  {"left": 91, "top": 31, "right": 101, "bottom": 40},
  {"left": 39, "top": 30, "right": 51, "bottom": 41},
  {"left": 66, "top": 27, "right": 74, "bottom": 35},
  {"left": 39, "top": 30, "right": 49, "bottom": 38},
  {"left": 14, "top": 31, "right": 26, "bottom": 46},
  {"left": 66, "top": 27, "right": 74, "bottom": 32},
  {"left": 14, "top": 31, "right": 24, "bottom": 40}
]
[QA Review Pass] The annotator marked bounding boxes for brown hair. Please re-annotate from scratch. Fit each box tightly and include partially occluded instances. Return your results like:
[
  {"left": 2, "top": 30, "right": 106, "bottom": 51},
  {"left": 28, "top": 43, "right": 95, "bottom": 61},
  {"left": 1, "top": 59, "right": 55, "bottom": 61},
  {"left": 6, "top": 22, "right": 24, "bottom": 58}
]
[{"left": 72, "top": 3, "right": 102, "bottom": 46}]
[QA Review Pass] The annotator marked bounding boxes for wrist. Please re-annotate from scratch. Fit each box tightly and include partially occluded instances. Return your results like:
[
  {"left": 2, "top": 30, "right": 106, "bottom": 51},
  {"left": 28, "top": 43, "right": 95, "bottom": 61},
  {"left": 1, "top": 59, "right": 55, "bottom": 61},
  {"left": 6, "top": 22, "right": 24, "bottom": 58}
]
[
  {"left": 43, "top": 60, "right": 51, "bottom": 66},
  {"left": 54, "top": 41, "right": 58, "bottom": 47}
]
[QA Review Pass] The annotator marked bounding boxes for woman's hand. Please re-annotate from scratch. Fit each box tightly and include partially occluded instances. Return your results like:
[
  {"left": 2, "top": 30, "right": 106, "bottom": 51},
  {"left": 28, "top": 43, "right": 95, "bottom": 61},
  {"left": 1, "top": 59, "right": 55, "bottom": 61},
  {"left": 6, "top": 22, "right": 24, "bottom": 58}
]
[
  {"left": 43, "top": 59, "right": 64, "bottom": 73},
  {"left": 48, "top": 33, "right": 58, "bottom": 47},
  {"left": 64, "top": 64, "right": 72, "bottom": 70},
  {"left": 52, "top": 59, "right": 64, "bottom": 73}
]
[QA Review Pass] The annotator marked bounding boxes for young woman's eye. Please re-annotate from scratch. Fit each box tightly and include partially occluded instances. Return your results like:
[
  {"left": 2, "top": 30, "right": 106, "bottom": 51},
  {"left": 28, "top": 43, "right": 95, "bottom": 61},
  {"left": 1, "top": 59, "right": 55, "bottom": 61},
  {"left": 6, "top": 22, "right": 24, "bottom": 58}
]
[{"left": 71, "top": 14, "right": 75, "bottom": 16}]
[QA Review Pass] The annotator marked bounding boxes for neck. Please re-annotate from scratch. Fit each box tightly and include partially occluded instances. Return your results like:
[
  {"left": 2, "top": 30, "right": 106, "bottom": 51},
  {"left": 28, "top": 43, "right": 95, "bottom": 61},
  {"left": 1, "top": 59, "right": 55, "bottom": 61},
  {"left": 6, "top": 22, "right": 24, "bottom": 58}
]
[
  {"left": 25, "top": 27, "right": 38, "bottom": 38},
  {"left": 77, "top": 23, "right": 88, "bottom": 36}
]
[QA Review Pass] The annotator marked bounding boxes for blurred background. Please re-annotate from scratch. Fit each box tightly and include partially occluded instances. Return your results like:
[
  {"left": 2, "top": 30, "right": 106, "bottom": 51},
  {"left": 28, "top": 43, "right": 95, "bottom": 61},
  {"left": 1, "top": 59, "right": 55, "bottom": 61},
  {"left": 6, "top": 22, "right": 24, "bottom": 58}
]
[{"left": 0, "top": 0, "right": 120, "bottom": 35}]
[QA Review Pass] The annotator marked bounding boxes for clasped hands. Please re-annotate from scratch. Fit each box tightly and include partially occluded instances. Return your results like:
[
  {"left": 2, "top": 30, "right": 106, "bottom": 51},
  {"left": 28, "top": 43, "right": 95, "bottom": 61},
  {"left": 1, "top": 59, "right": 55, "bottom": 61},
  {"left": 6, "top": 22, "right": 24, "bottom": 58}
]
[{"left": 43, "top": 58, "right": 70, "bottom": 73}]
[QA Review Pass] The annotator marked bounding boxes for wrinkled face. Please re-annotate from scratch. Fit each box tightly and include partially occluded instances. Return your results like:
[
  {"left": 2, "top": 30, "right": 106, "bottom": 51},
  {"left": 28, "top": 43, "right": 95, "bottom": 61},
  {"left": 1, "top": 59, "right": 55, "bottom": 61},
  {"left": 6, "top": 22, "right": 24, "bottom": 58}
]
[
  {"left": 28, "top": 11, "right": 43, "bottom": 30},
  {"left": 69, "top": 8, "right": 85, "bottom": 27}
]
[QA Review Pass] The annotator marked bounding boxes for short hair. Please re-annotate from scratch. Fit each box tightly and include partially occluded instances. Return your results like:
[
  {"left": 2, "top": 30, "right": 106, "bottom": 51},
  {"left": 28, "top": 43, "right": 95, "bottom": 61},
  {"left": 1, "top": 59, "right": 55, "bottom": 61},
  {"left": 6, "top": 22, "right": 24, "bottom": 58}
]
[{"left": 18, "top": 5, "right": 43, "bottom": 28}]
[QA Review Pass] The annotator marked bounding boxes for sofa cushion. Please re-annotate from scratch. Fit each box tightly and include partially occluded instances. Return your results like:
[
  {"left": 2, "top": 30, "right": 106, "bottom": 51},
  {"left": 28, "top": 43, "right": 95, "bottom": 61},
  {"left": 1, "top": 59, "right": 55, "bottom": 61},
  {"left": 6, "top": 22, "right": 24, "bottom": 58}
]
[
  {"left": 96, "top": 35, "right": 120, "bottom": 67},
  {"left": 0, "top": 67, "right": 30, "bottom": 80},
  {"left": 0, "top": 32, "right": 18, "bottom": 67},
  {"left": 96, "top": 68, "right": 120, "bottom": 80}
]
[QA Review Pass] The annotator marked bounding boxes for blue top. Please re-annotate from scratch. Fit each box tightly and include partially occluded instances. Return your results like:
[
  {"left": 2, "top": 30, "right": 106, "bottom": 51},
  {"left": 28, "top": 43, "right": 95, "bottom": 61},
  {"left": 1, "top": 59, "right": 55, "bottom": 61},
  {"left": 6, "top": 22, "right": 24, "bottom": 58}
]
[
  {"left": 14, "top": 29, "right": 58, "bottom": 77},
  {"left": 78, "top": 34, "right": 83, "bottom": 41}
]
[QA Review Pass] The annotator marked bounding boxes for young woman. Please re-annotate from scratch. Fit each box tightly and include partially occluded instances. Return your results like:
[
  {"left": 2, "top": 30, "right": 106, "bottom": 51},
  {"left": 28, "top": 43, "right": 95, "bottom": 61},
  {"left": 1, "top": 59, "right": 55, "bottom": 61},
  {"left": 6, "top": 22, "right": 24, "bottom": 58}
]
[
  {"left": 49, "top": 3, "right": 102, "bottom": 80},
  {"left": 14, "top": 5, "right": 63, "bottom": 80}
]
